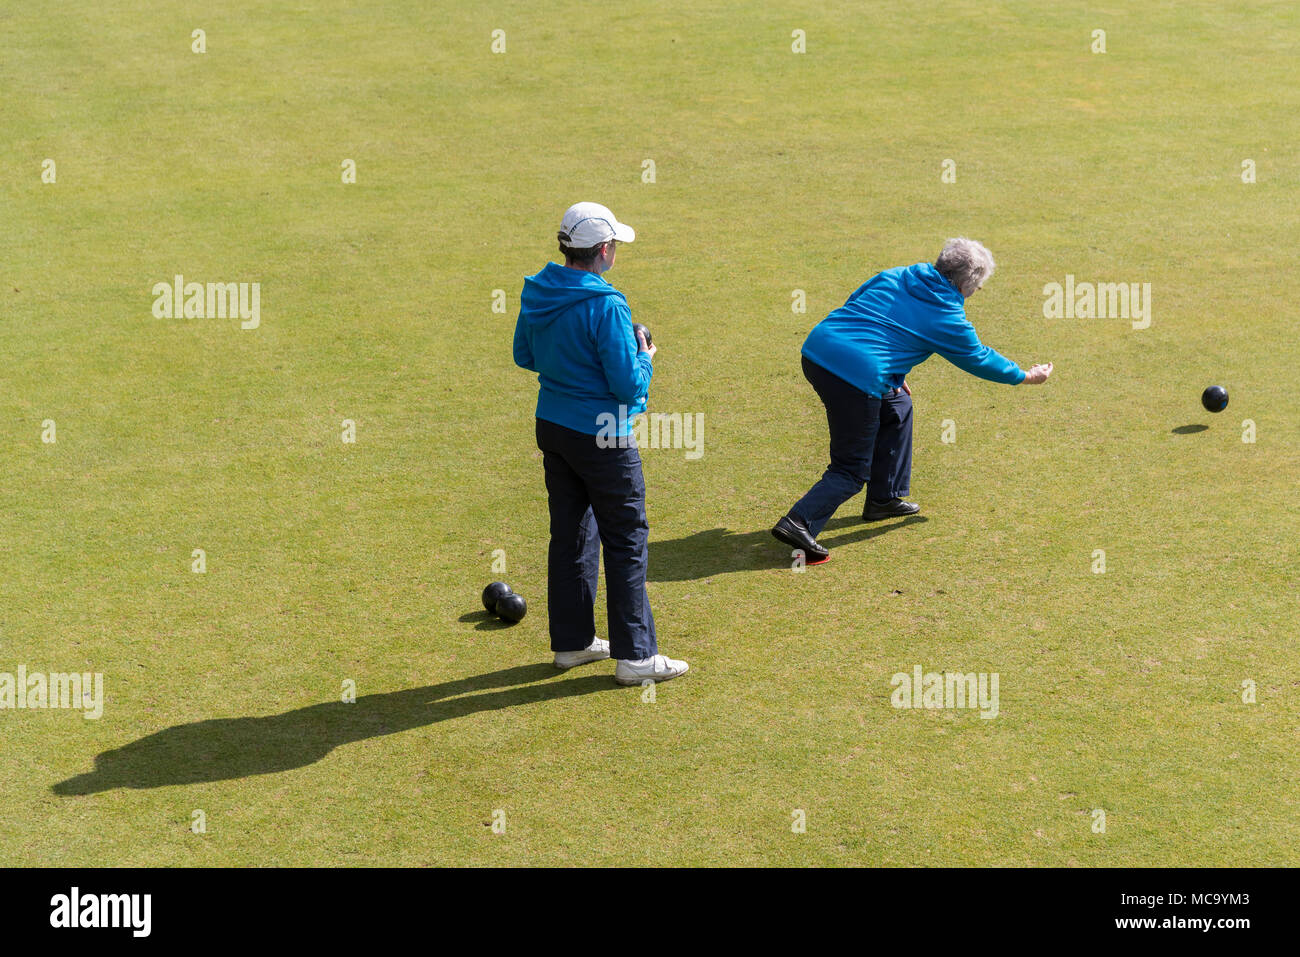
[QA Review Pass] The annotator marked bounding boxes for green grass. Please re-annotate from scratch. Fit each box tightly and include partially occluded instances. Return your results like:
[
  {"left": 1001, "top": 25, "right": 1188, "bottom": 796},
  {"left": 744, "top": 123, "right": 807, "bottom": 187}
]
[{"left": 1, "top": 0, "right": 1296, "bottom": 866}]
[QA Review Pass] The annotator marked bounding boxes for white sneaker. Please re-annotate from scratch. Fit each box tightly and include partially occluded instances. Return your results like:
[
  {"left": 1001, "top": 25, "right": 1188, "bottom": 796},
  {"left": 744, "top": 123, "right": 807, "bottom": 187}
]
[
  {"left": 553, "top": 637, "right": 610, "bottom": 670},
  {"left": 614, "top": 654, "right": 690, "bottom": 686}
]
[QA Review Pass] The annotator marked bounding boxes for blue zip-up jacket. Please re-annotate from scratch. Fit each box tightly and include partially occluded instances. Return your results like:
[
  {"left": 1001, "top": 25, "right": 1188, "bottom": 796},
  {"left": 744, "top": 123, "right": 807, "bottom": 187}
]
[
  {"left": 801, "top": 263, "right": 1025, "bottom": 397},
  {"left": 513, "top": 261, "right": 652, "bottom": 436}
]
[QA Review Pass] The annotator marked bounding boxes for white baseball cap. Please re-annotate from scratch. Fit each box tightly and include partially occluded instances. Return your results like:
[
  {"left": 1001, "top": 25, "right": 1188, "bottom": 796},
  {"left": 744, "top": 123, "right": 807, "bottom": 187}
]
[{"left": 557, "top": 202, "right": 635, "bottom": 247}]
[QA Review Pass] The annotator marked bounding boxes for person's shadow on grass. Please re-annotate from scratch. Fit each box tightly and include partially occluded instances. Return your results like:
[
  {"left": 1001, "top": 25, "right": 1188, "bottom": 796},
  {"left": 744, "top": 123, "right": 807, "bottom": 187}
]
[
  {"left": 648, "top": 514, "right": 927, "bottom": 581},
  {"left": 52, "top": 664, "right": 612, "bottom": 795}
]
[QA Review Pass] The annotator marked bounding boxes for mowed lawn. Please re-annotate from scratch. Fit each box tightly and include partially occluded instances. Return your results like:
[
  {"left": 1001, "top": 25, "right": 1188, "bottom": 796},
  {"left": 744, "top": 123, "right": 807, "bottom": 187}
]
[{"left": 1, "top": 1, "right": 1296, "bottom": 866}]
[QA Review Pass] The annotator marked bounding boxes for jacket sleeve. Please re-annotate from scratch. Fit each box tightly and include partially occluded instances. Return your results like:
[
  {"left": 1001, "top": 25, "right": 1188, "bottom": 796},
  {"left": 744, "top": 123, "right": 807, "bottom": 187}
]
[
  {"left": 594, "top": 298, "right": 653, "bottom": 403},
  {"left": 513, "top": 309, "right": 535, "bottom": 371},
  {"left": 929, "top": 311, "right": 1025, "bottom": 385}
]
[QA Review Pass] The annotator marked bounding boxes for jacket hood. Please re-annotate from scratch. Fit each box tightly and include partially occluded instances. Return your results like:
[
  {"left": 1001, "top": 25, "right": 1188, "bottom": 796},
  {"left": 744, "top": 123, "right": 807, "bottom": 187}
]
[
  {"left": 520, "top": 261, "right": 625, "bottom": 328},
  {"left": 900, "top": 262, "right": 964, "bottom": 309}
]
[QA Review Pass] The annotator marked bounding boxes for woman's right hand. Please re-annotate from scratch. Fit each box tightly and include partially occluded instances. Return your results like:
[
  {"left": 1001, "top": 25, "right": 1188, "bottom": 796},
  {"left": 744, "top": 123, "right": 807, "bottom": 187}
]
[{"left": 1022, "top": 362, "right": 1053, "bottom": 384}]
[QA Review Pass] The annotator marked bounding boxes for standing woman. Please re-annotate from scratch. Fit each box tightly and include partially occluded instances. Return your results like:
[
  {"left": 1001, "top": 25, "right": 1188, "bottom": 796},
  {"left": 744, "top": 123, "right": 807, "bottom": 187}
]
[
  {"left": 772, "top": 238, "right": 1053, "bottom": 563},
  {"left": 514, "top": 202, "right": 689, "bottom": 685}
]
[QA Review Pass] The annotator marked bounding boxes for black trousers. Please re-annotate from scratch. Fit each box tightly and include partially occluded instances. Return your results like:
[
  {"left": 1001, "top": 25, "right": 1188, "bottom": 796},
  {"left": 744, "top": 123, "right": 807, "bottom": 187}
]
[
  {"left": 535, "top": 418, "right": 657, "bottom": 660},
  {"left": 790, "top": 356, "right": 914, "bottom": 537}
]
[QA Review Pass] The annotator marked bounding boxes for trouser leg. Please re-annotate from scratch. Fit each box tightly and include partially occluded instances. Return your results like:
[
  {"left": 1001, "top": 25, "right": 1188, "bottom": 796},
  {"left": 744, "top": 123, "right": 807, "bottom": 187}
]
[
  {"left": 536, "top": 418, "right": 656, "bottom": 661},
  {"left": 584, "top": 441, "right": 657, "bottom": 661},
  {"left": 789, "top": 356, "right": 882, "bottom": 538},
  {"left": 537, "top": 420, "right": 599, "bottom": 652},
  {"left": 868, "top": 390, "right": 913, "bottom": 501}
]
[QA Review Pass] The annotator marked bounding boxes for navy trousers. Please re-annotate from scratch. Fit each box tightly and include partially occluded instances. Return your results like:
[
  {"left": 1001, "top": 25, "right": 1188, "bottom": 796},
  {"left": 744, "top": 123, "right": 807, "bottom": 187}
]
[
  {"left": 790, "top": 356, "right": 914, "bottom": 538},
  {"left": 535, "top": 418, "right": 657, "bottom": 661}
]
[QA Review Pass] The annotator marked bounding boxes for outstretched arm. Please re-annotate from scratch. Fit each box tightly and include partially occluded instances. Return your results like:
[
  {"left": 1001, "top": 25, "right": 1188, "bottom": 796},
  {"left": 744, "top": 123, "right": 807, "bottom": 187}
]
[{"left": 931, "top": 316, "right": 1053, "bottom": 386}]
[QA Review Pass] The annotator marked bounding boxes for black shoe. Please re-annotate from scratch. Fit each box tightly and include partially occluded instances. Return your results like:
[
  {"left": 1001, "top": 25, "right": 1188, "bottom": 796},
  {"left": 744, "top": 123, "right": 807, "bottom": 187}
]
[
  {"left": 771, "top": 514, "right": 830, "bottom": 561},
  {"left": 862, "top": 498, "right": 921, "bottom": 521}
]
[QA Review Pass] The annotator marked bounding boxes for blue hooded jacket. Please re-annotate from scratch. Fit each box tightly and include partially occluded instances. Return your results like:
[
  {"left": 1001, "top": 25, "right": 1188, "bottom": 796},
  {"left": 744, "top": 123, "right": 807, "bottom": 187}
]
[
  {"left": 801, "top": 262, "right": 1025, "bottom": 397},
  {"left": 514, "top": 262, "right": 652, "bottom": 436}
]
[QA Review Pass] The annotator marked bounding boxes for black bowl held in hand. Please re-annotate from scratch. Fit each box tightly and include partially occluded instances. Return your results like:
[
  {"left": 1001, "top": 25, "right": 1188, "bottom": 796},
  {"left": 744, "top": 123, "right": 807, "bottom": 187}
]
[{"left": 632, "top": 323, "right": 652, "bottom": 348}]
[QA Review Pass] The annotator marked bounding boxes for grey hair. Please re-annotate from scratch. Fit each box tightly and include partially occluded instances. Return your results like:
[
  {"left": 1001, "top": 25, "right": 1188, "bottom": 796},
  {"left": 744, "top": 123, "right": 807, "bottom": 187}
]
[{"left": 935, "top": 238, "right": 995, "bottom": 296}]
